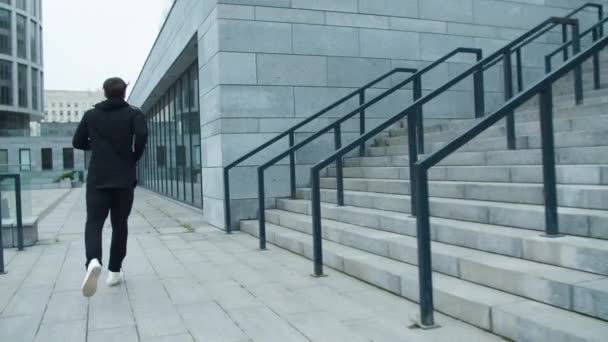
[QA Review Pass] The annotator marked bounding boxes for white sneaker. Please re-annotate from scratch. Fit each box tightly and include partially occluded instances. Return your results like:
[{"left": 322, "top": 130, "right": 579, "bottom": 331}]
[
  {"left": 81, "top": 259, "right": 102, "bottom": 297},
  {"left": 106, "top": 271, "right": 123, "bottom": 287}
]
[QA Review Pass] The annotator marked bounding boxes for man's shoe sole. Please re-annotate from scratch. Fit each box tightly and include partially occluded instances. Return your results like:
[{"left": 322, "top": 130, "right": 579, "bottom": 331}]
[{"left": 82, "top": 264, "right": 102, "bottom": 297}]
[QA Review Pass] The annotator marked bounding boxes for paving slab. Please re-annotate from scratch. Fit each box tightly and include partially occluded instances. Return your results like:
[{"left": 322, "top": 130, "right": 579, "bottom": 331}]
[{"left": 0, "top": 189, "right": 502, "bottom": 341}]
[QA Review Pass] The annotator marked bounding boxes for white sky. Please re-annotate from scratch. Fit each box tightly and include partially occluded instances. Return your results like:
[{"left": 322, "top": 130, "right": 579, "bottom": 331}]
[{"left": 43, "top": 0, "right": 173, "bottom": 93}]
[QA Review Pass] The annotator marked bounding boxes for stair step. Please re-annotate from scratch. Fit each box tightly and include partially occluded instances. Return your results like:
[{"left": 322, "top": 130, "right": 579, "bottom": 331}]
[
  {"left": 344, "top": 146, "right": 608, "bottom": 167},
  {"left": 370, "top": 129, "right": 608, "bottom": 156},
  {"left": 325, "top": 164, "right": 608, "bottom": 185},
  {"left": 240, "top": 220, "right": 608, "bottom": 341},
  {"left": 276, "top": 198, "right": 608, "bottom": 274},
  {"left": 378, "top": 114, "right": 608, "bottom": 147},
  {"left": 262, "top": 208, "right": 608, "bottom": 320},
  {"left": 387, "top": 92, "right": 608, "bottom": 139},
  {"left": 319, "top": 178, "right": 608, "bottom": 210},
  {"left": 294, "top": 187, "right": 608, "bottom": 240}
]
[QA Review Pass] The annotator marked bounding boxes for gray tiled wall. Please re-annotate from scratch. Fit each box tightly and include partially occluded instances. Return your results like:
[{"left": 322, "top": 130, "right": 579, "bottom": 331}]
[{"left": 130, "top": 0, "right": 608, "bottom": 228}]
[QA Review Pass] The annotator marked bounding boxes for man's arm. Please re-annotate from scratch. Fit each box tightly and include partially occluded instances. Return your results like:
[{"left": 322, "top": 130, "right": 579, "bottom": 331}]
[
  {"left": 72, "top": 113, "right": 90, "bottom": 150},
  {"left": 132, "top": 111, "right": 148, "bottom": 161}
]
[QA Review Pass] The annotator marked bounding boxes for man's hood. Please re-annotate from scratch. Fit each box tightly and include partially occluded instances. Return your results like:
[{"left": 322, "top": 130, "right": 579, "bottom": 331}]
[{"left": 94, "top": 98, "right": 129, "bottom": 111}]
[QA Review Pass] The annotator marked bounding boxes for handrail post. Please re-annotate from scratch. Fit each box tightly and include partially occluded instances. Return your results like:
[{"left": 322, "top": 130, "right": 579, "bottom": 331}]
[
  {"left": 334, "top": 124, "right": 344, "bottom": 206},
  {"left": 599, "top": 6, "right": 604, "bottom": 37},
  {"left": 539, "top": 86, "right": 561, "bottom": 237},
  {"left": 407, "top": 111, "right": 419, "bottom": 217},
  {"left": 503, "top": 51, "right": 516, "bottom": 150},
  {"left": 359, "top": 90, "right": 366, "bottom": 157},
  {"left": 473, "top": 50, "right": 485, "bottom": 118},
  {"left": 15, "top": 175, "right": 23, "bottom": 251},
  {"left": 545, "top": 55, "right": 552, "bottom": 74},
  {"left": 310, "top": 167, "right": 325, "bottom": 277},
  {"left": 592, "top": 28, "right": 601, "bottom": 90},
  {"left": 257, "top": 168, "right": 267, "bottom": 250},
  {"left": 413, "top": 164, "right": 436, "bottom": 328},
  {"left": 571, "top": 21, "right": 583, "bottom": 104},
  {"left": 516, "top": 48, "right": 524, "bottom": 93},
  {"left": 0, "top": 185, "right": 4, "bottom": 274},
  {"left": 413, "top": 76, "right": 424, "bottom": 154},
  {"left": 289, "top": 131, "right": 297, "bottom": 199},
  {"left": 562, "top": 23, "right": 568, "bottom": 61},
  {"left": 223, "top": 168, "right": 232, "bottom": 233}
]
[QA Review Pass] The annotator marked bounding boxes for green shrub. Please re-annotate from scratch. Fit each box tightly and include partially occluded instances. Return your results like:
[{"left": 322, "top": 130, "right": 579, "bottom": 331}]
[{"left": 54, "top": 171, "right": 77, "bottom": 183}]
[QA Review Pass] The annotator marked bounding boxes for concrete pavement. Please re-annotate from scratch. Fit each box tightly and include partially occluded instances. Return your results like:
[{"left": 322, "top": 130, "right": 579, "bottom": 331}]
[{"left": 0, "top": 189, "right": 501, "bottom": 341}]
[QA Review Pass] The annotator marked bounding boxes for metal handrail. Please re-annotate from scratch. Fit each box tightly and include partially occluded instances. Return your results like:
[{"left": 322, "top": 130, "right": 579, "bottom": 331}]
[
  {"left": 0, "top": 173, "right": 24, "bottom": 274},
  {"left": 222, "top": 67, "right": 418, "bottom": 232},
  {"left": 306, "top": 15, "right": 586, "bottom": 328},
  {"left": 254, "top": 47, "right": 484, "bottom": 250},
  {"left": 546, "top": 15, "right": 608, "bottom": 90},
  {"left": 412, "top": 33, "right": 608, "bottom": 330}
]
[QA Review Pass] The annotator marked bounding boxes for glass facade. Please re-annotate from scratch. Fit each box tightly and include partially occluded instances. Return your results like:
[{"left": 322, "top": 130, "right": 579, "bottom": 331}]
[
  {"left": 29, "top": 19, "right": 36, "bottom": 62},
  {"left": 17, "top": 63, "right": 26, "bottom": 107},
  {"left": 16, "top": 14, "right": 25, "bottom": 58},
  {"left": 15, "top": 0, "right": 25, "bottom": 11},
  {"left": 138, "top": 61, "right": 203, "bottom": 208},
  {"left": 0, "top": 2, "right": 42, "bottom": 137},
  {"left": 0, "top": 8, "right": 10, "bottom": 55},
  {"left": 0, "top": 58, "right": 11, "bottom": 105},
  {"left": 31, "top": 67, "right": 37, "bottom": 109}
]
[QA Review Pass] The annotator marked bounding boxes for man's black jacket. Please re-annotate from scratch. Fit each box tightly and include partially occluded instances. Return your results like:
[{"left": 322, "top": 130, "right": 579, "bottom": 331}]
[{"left": 73, "top": 98, "right": 148, "bottom": 189}]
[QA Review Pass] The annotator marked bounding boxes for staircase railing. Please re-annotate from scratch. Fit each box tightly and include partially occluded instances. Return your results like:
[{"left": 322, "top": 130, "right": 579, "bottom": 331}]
[
  {"left": 255, "top": 48, "right": 485, "bottom": 250},
  {"left": 223, "top": 2, "right": 601, "bottom": 234},
  {"left": 546, "top": 15, "right": 608, "bottom": 90},
  {"left": 222, "top": 67, "right": 419, "bottom": 232},
  {"left": 305, "top": 15, "right": 590, "bottom": 328},
  {"left": 412, "top": 34, "right": 608, "bottom": 330}
]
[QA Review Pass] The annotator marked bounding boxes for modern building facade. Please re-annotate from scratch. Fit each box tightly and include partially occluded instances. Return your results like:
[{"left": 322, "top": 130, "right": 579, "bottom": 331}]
[
  {"left": 129, "top": 0, "right": 607, "bottom": 229},
  {"left": 0, "top": 0, "right": 43, "bottom": 137},
  {"left": 30, "top": 89, "right": 104, "bottom": 136}
]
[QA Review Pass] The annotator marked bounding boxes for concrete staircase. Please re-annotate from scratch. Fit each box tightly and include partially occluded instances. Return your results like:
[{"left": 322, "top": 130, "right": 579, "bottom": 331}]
[{"left": 240, "top": 62, "right": 608, "bottom": 339}]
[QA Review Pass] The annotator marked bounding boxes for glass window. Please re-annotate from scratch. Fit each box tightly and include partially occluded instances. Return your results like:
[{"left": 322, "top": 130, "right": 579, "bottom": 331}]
[
  {"left": 19, "top": 148, "right": 30, "bottom": 171},
  {"left": 0, "top": 9, "right": 11, "bottom": 55},
  {"left": 30, "top": 20, "right": 37, "bottom": 63},
  {"left": 16, "top": 0, "right": 25, "bottom": 11},
  {"left": 0, "top": 149, "right": 8, "bottom": 172},
  {"left": 0, "top": 59, "right": 12, "bottom": 105},
  {"left": 16, "top": 15, "right": 26, "bottom": 59},
  {"left": 74, "top": 103, "right": 78, "bottom": 107},
  {"left": 140, "top": 61, "right": 201, "bottom": 207},
  {"left": 67, "top": 103, "right": 70, "bottom": 107},
  {"left": 62, "top": 148, "right": 74, "bottom": 170},
  {"left": 157, "top": 146, "right": 166, "bottom": 167},
  {"left": 18, "top": 64, "right": 27, "bottom": 107},
  {"left": 41, "top": 148, "right": 52, "bottom": 170},
  {"left": 31, "top": 68, "right": 38, "bottom": 110},
  {"left": 30, "top": 0, "right": 37, "bottom": 17}
]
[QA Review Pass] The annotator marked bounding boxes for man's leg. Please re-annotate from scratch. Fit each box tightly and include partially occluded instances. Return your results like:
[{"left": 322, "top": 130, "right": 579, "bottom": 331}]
[
  {"left": 107, "top": 187, "right": 134, "bottom": 272},
  {"left": 85, "top": 184, "right": 111, "bottom": 267}
]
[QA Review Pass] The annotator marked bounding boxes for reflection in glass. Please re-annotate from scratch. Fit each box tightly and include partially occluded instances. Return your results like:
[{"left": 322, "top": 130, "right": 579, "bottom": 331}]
[{"left": 138, "top": 61, "right": 202, "bottom": 208}]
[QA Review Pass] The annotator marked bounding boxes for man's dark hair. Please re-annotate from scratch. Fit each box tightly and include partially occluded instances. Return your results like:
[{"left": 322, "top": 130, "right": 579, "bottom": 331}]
[{"left": 103, "top": 77, "right": 128, "bottom": 99}]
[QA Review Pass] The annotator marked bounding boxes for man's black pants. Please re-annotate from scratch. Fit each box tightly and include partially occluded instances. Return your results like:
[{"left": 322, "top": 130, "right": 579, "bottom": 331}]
[{"left": 85, "top": 184, "right": 134, "bottom": 272}]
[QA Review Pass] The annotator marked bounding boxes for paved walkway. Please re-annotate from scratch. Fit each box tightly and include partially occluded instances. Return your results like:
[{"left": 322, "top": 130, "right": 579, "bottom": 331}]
[{"left": 0, "top": 189, "right": 501, "bottom": 342}]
